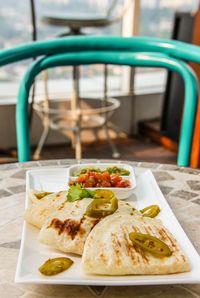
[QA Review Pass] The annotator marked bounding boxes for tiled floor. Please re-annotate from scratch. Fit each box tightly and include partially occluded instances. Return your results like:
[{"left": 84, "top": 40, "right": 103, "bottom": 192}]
[{"left": 0, "top": 136, "right": 177, "bottom": 164}]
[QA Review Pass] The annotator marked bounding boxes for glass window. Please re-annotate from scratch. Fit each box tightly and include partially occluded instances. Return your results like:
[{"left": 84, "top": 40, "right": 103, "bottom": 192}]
[
  {"left": 1, "top": 0, "right": 200, "bottom": 100},
  {"left": 140, "top": 0, "right": 198, "bottom": 38},
  {"left": 0, "top": 0, "right": 123, "bottom": 100},
  {"left": 135, "top": 0, "right": 199, "bottom": 94}
]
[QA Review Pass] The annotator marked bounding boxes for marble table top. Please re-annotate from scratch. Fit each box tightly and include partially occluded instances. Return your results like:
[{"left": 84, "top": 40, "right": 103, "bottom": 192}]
[{"left": 0, "top": 159, "right": 200, "bottom": 298}]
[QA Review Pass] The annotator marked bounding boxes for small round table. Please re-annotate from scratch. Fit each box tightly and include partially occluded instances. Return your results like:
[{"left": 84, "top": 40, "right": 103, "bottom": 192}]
[
  {"left": 41, "top": 15, "right": 115, "bottom": 35},
  {"left": 0, "top": 159, "right": 199, "bottom": 297},
  {"left": 33, "top": 13, "right": 121, "bottom": 160}
]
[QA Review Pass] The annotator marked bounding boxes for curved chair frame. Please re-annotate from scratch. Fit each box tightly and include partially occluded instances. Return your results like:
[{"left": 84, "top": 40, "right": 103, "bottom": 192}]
[
  {"left": 1, "top": 36, "right": 200, "bottom": 66},
  {"left": 0, "top": 36, "right": 199, "bottom": 165},
  {"left": 17, "top": 50, "right": 198, "bottom": 166}
]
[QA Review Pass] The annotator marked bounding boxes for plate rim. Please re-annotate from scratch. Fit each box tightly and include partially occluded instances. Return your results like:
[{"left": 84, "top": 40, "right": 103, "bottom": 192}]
[{"left": 15, "top": 166, "right": 200, "bottom": 286}]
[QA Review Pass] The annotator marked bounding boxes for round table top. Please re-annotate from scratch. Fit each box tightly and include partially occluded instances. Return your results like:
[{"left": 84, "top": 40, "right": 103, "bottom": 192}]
[
  {"left": 42, "top": 15, "right": 113, "bottom": 29},
  {"left": 0, "top": 159, "right": 200, "bottom": 298}
]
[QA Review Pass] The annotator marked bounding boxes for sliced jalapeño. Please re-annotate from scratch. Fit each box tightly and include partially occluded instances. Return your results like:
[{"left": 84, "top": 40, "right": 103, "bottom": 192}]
[
  {"left": 140, "top": 205, "right": 160, "bottom": 218},
  {"left": 38, "top": 257, "right": 73, "bottom": 276},
  {"left": 86, "top": 196, "right": 118, "bottom": 218},
  {"left": 129, "top": 232, "right": 172, "bottom": 258}
]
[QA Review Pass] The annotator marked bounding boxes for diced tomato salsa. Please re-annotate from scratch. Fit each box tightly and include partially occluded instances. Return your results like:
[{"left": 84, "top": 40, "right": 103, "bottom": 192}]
[{"left": 69, "top": 171, "right": 131, "bottom": 188}]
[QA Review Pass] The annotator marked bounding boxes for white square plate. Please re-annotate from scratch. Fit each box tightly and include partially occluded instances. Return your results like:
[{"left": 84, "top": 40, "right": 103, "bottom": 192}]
[{"left": 15, "top": 167, "right": 200, "bottom": 286}]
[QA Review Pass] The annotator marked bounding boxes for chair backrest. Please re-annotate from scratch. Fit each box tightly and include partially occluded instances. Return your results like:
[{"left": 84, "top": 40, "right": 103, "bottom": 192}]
[{"left": 0, "top": 36, "right": 200, "bottom": 166}]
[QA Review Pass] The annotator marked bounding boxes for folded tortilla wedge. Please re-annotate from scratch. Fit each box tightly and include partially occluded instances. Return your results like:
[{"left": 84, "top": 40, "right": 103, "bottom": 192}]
[
  {"left": 82, "top": 213, "right": 190, "bottom": 275},
  {"left": 24, "top": 190, "right": 68, "bottom": 229},
  {"left": 39, "top": 199, "right": 139, "bottom": 255}
]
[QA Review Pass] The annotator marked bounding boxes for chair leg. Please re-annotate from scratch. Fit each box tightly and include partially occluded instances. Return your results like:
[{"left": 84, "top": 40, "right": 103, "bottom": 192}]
[
  {"left": 108, "top": 121, "right": 123, "bottom": 136},
  {"left": 75, "top": 128, "right": 82, "bottom": 160},
  {"left": 72, "top": 65, "right": 82, "bottom": 159},
  {"left": 103, "top": 64, "right": 120, "bottom": 158},
  {"left": 33, "top": 71, "right": 50, "bottom": 160},
  {"left": 33, "top": 125, "right": 49, "bottom": 160},
  {"left": 93, "top": 128, "right": 99, "bottom": 142},
  {"left": 104, "top": 124, "right": 120, "bottom": 158}
]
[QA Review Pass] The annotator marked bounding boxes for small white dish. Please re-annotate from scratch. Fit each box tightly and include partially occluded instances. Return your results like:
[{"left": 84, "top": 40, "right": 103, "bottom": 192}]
[{"left": 67, "top": 163, "right": 136, "bottom": 199}]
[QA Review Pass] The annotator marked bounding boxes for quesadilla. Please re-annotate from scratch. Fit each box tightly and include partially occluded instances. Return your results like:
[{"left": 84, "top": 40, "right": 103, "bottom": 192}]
[
  {"left": 24, "top": 190, "right": 67, "bottom": 229},
  {"left": 82, "top": 213, "right": 190, "bottom": 275},
  {"left": 39, "top": 199, "right": 139, "bottom": 255}
]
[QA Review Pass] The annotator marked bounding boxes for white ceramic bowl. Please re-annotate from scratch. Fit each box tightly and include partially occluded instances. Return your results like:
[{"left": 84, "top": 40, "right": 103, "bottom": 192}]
[{"left": 67, "top": 163, "right": 136, "bottom": 199}]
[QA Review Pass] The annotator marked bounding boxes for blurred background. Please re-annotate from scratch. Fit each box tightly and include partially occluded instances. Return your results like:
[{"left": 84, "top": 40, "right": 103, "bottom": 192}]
[{"left": 0, "top": 0, "right": 199, "bottom": 164}]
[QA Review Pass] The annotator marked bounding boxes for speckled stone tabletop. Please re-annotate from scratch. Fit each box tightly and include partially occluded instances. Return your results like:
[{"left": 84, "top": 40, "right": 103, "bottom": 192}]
[{"left": 0, "top": 159, "right": 200, "bottom": 298}]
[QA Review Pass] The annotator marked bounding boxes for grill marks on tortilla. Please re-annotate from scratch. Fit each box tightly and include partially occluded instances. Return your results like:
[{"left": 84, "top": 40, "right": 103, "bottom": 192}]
[
  {"left": 136, "top": 222, "right": 187, "bottom": 263},
  {"left": 123, "top": 226, "right": 149, "bottom": 264},
  {"left": 158, "top": 228, "right": 176, "bottom": 249},
  {"left": 107, "top": 219, "right": 183, "bottom": 267},
  {"left": 49, "top": 217, "right": 86, "bottom": 239},
  {"left": 82, "top": 213, "right": 190, "bottom": 275},
  {"left": 57, "top": 203, "right": 65, "bottom": 210},
  {"left": 158, "top": 227, "right": 186, "bottom": 263},
  {"left": 24, "top": 190, "right": 68, "bottom": 229},
  {"left": 111, "top": 233, "right": 122, "bottom": 266},
  {"left": 48, "top": 216, "right": 100, "bottom": 240},
  {"left": 122, "top": 227, "right": 138, "bottom": 265},
  {"left": 125, "top": 220, "right": 177, "bottom": 264}
]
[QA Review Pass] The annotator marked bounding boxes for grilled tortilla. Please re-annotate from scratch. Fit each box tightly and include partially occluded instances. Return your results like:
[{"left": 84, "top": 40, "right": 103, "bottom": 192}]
[
  {"left": 82, "top": 213, "right": 190, "bottom": 275},
  {"left": 39, "top": 199, "right": 139, "bottom": 255},
  {"left": 24, "top": 190, "right": 67, "bottom": 229}
]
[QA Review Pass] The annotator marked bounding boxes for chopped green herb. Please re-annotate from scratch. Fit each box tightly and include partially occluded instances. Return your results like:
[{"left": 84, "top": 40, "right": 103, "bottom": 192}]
[{"left": 67, "top": 184, "right": 94, "bottom": 202}]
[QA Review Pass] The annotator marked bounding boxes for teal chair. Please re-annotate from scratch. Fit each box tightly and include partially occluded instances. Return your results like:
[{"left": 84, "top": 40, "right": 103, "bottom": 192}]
[{"left": 0, "top": 36, "right": 200, "bottom": 166}]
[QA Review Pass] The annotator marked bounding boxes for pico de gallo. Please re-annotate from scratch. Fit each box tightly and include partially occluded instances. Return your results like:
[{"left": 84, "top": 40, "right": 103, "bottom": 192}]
[{"left": 69, "top": 171, "right": 131, "bottom": 188}]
